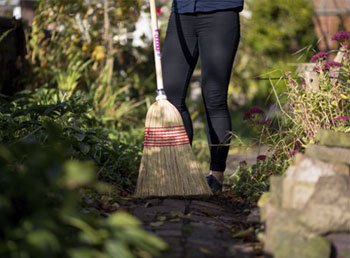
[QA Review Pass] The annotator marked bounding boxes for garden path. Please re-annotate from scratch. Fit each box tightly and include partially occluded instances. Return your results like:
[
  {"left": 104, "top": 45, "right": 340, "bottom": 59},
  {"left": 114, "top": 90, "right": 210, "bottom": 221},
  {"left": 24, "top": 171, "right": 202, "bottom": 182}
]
[
  {"left": 121, "top": 196, "right": 264, "bottom": 258},
  {"left": 118, "top": 149, "right": 267, "bottom": 258}
]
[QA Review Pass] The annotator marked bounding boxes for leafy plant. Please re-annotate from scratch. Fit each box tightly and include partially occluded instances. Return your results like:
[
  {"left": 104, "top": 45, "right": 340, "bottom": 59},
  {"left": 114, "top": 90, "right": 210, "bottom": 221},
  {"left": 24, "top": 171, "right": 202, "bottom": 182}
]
[
  {"left": 229, "top": 32, "right": 350, "bottom": 202},
  {"left": 0, "top": 125, "right": 167, "bottom": 258},
  {"left": 230, "top": 0, "right": 315, "bottom": 108},
  {"left": 0, "top": 90, "right": 141, "bottom": 193},
  {"left": 229, "top": 157, "right": 289, "bottom": 202},
  {"left": 27, "top": 0, "right": 153, "bottom": 130}
]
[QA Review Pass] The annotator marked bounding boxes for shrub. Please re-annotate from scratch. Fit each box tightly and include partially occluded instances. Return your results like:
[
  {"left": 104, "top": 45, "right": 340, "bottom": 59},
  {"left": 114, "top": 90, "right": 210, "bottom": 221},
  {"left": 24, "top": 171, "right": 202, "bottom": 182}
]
[
  {"left": 229, "top": 32, "right": 350, "bottom": 202},
  {"left": 229, "top": 157, "right": 289, "bottom": 203},
  {"left": 28, "top": 0, "right": 153, "bottom": 130},
  {"left": 0, "top": 89, "right": 141, "bottom": 192},
  {"left": 0, "top": 127, "right": 167, "bottom": 258}
]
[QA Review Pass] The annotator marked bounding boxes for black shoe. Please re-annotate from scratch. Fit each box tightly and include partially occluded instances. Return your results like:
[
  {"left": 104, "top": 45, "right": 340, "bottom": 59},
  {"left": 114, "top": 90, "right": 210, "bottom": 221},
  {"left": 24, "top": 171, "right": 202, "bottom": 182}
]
[{"left": 206, "top": 175, "right": 223, "bottom": 194}]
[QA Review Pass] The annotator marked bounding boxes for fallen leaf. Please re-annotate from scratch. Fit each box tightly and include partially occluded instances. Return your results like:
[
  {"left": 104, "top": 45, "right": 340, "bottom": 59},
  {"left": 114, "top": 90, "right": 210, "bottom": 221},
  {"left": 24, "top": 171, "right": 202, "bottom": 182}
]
[
  {"left": 150, "top": 221, "right": 164, "bottom": 227},
  {"left": 157, "top": 216, "right": 166, "bottom": 221},
  {"left": 199, "top": 247, "right": 211, "bottom": 254},
  {"left": 231, "top": 227, "right": 254, "bottom": 238}
]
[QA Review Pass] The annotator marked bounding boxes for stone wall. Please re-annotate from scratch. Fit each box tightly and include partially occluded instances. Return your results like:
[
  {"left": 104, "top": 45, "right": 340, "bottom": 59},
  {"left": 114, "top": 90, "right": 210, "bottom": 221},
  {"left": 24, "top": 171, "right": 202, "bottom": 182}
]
[{"left": 258, "top": 130, "right": 350, "bottom": 258}]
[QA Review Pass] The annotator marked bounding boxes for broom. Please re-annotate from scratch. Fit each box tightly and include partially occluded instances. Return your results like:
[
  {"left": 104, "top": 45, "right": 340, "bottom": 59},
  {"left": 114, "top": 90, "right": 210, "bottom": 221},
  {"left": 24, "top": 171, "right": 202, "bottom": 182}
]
[{"left": 134, "top": 0, "right": 212, "bottom": 197}]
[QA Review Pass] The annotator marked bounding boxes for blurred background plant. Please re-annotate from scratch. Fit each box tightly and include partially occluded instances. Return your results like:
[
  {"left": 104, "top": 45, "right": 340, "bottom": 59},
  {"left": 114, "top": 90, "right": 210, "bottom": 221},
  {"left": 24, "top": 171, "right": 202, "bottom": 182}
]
[
  {"left": 28, "top": 0, "right": 154, "bottom": 134},
  {"left": 0, "top": 123, "right": 167, "bottom": 258},
  {"left": 229, "top": 0, "right": 315, "bottom": 117}
]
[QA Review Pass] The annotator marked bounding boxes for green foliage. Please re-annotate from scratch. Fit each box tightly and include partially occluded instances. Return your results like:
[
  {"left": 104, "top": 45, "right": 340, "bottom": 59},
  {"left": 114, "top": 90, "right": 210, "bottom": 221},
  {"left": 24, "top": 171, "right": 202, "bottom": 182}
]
[
  {"left": 262, "top": 48, "right": 350, "bottom": 157},
  {"left": 0, "top": 128, "right": 167, "bottom": 258},
  {"left": 0, "top": 89, "right": 141, "bottom": 192},
  {"left": 231, "top": 0, "right": 315, "bottom": 107},
  {"left": 245, "top": 0, "right": 314, "bottom": 55},
  {"left": 229, "top": 157, "right": 289, "bottom": 202},
  {"left": 28, "top": 0, "right": 154, "bottom": 129},
  {"left": 229, "top": 38, "right": 349, "bottom": 203}
]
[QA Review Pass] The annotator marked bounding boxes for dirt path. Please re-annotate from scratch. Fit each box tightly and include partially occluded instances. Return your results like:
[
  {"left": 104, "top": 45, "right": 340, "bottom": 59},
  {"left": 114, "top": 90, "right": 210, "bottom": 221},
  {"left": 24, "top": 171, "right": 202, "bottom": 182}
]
[
  {"left": 113, "top": 147, "right": 270, "bottom": 258},
  {"left": 121, "top": 195, "right": 265, "bottom": 258}
]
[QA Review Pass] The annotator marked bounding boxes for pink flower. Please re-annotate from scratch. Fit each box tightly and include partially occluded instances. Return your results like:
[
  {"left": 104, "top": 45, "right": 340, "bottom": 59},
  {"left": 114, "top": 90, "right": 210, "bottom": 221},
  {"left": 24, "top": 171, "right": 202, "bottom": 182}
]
[
  {"left": 257, "top": 155, "right": 267, "bottom": 161},
  {"left": 310, "top": 51, "right": 328, "bottom": 62},
  {"left": 331, "top": 31, "right": 350, "bottom": 41},
  {"left": 243, "top": 106, "right": 264, "bottom": 120},
  {"left": 289, "top": 150, "right": 299, "bottom": 156},
  {"left": 156, "top": 8, "right": 162, "bottom": 15},
  {"left": 332, "top": 116, "right": 349, "bottom": 122},
  {"left": 324, "top": 61, "right": 342, "bottom": 70},
  {"left": 313, "top": 65, "right": 322, "bottom": 73}
]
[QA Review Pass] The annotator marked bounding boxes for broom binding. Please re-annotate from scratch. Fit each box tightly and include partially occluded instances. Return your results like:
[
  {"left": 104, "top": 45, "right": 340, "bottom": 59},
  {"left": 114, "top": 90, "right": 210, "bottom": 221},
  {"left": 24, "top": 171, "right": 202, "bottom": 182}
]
[
  {"left": 156, "top": 89, "right": 167, "bottom": 100},
  {"left": 135, "top": 100, "right": 213, "bottom": 197}
]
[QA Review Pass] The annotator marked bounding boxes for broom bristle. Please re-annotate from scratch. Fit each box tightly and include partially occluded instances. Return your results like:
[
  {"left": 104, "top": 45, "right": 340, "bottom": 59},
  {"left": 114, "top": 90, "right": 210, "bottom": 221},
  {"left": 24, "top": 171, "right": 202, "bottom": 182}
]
[{"left": 135, "top": 99, "right": 212, "bottom": 197}]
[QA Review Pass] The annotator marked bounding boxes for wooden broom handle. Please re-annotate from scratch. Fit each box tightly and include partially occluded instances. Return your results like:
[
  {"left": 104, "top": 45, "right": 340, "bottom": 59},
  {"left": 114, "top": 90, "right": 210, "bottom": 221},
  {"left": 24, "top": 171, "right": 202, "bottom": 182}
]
[{"left": 150, "top": 0, "right": 164, "bottom": 91}]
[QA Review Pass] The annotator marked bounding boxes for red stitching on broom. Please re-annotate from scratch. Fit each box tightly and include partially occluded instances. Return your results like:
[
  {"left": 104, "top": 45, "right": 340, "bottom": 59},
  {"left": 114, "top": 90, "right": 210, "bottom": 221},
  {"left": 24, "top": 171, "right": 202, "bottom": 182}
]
[
  {"left": 145, "top": 125, "right": 184, "bottom": 129},
  {"left": 145, "top": 131, "right": 187, "bottom": 136},
  {"left": 144, "top": 140, "right": 189, "bottom": 146},
  {"left": 145, "top": 129, "right": 187, "bottom": 134},
  {"left": 145, "top": 135, "right": 188, "bottom": 140},
  {"left": 144, "top": 141, "right": 189, "bottom": 147},
  {"left": 144, "top": 136, "right": 190, "bottom": 145},
  {"left": 145, "top": 137, "right": 189, "bottom": 142},
  {"left": 143, "top": 125, "right": 189, "bottom": 146}
]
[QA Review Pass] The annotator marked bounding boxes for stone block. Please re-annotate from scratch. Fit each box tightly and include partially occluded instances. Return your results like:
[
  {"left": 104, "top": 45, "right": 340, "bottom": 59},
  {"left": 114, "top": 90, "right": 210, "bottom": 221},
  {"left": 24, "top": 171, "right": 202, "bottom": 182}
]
[
  {"left": 332, "top": 164, "right": 350, "bottom": 175},
  {"left": 316, "top": 130, "right": 350, "bottom": 148},
  {"left": 264, "top": 209, "right": 309, "bottom": 253},
  {"left": 263, "top": 205, "right": 331, "bottom": 257},
  {"left": 269, "top": 176, "right": 283, "bottom": 207},
  {"left": 285, "top": 156, "right": 337, "bottom": 182},
  {"left": 282, "top": 178, "right": 317, "bottom": 210},
  {"left": 306, "top": 144, "right": 350, "bottom": 165},
  {"left": 274, "top": 233, "right": 331, "bottom": 258},
  {"left": 301, "top": 236, "right": 331, "bottom": 258},
  {"left": 299, "top": 175, "right": 350, "bottom": 234},
  {"left": 259, "top": 202, "right": 279, "bottom": 223},
  {"left": 293, "top": 153, "right": 305, "bottom": 166},
  {"left": 258, "top": 192, "right": 270, "bottom": 209}
]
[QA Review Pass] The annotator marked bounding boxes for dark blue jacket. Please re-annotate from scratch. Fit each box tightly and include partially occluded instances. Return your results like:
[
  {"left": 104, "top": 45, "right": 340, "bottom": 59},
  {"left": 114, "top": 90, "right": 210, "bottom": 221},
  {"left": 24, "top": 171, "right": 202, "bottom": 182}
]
[{"left": 172, "top": 0, "right": 244, "bottom": 13}]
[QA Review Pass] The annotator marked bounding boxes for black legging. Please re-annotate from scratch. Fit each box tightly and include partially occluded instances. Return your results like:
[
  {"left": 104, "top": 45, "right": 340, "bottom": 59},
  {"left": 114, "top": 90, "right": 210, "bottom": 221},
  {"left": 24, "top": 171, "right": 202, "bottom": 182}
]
[{"left": 162, "top": 10, "right": 240, "bottom": 172}]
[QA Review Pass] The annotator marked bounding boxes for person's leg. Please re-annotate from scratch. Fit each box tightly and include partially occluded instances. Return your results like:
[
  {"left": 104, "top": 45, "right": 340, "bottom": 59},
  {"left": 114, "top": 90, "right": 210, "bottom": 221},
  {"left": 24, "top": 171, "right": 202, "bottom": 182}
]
[
  {"left": 197, "top": 10, "right": 241, "bottom": 179},
  {"left": 162, "top": 12, "right": 199, "bottom": 142}
]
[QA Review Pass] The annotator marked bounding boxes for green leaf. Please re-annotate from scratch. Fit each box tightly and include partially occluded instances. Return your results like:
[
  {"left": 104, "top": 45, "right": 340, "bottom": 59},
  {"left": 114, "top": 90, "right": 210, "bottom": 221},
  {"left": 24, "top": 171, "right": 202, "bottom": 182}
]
[
  {"left": 26, "top": 230, "right": 60, "bottom": 252},
  {"left": 66, "top": 217, "right": 102, "bottom": 245},
  {"left": 79, "top": 143, "right": 90, "bottom": 155},
  {"left": 108, "top": 212, "right": 141, "bottom": 228},
  {"left": 0, "top": 145, "right": 13, "bottom": 162},
  {"left": 75, "top": 132, "right": 86, "bottom": 142},
  {"left": 123, "top": 228, "right": 168, "bottom": 252},
  {"left": 150, "top": 221, "right": 164, "bottom": 227},
  {"left": 105, "top": 241, "right": 134, "bottom": 258},
  {"left": 63, "top": 160, "right": 95, "bottom": 189},
  {"left": 69, "top": 248, "right": 106, "bottom": 258}
]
